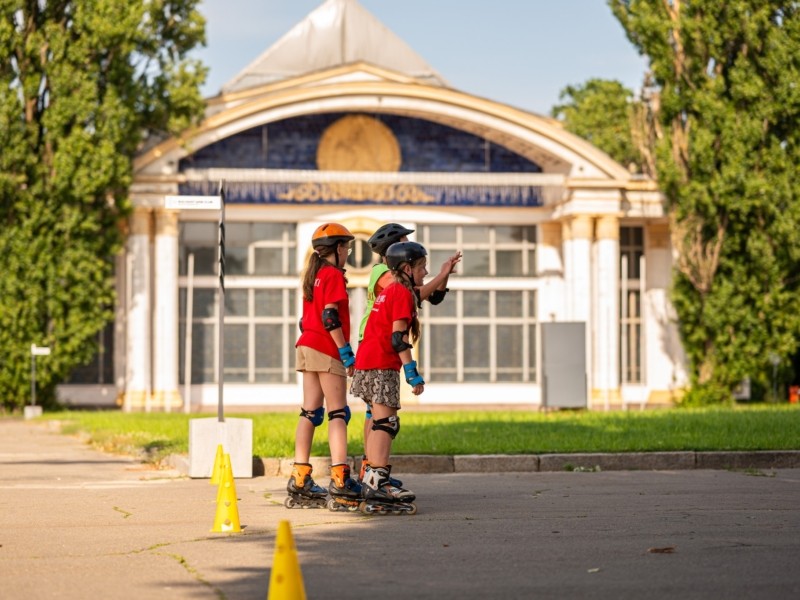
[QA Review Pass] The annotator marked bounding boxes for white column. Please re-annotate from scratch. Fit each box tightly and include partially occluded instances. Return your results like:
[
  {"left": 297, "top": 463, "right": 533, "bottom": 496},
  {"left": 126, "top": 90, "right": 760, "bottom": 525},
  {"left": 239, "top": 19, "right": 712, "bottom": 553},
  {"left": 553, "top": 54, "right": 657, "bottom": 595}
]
[
  {"left": 564, "top": 215, "right": 593, "bottom": 322},
  {"left": 536, "top": 222, "right": 564, "bottom": 322},
  {"left": 594, "top": 215, "right": 620, "bottom": 407},
  {"left": 153, "top": 209, "right": 181, "bottom": 411},
  {"left": 644, "top": 222, "right": 688, "bottom": 401},
  {"left": 124, "top": 208, "right": 152, "bottom": 411}
]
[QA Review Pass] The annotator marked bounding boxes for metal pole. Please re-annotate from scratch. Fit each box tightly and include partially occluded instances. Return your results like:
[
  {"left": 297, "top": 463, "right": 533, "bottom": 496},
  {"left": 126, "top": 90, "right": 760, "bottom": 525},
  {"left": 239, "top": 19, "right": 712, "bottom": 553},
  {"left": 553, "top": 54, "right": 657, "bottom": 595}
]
[
  {"left": 216, "top": 182, "right": 225, "bottom": 423},
  {"left": 184, "top": 253, "right": 195, "bottom": 414},
  {"left": 31, "top": 353, "right": 36, "bottom": 407}
]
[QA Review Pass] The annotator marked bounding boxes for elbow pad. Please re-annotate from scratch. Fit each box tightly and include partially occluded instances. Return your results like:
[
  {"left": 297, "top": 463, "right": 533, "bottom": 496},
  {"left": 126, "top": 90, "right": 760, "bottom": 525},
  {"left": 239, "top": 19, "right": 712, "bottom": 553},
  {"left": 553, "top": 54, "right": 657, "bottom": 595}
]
[
  {"left": 321, "top": 307, "right": 342, "bottom": 331},
  {"left": 391, "top": 330, "right": 413, "bottom": 353},
  {"left": 428, "top": 288, "right": 449, "bottom": 305}
]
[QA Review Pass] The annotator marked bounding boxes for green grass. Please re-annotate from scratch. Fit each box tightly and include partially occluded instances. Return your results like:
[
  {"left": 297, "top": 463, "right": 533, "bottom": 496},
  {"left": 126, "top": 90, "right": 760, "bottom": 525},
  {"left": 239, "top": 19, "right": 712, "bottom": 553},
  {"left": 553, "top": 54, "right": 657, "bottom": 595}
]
[{"left": 37, "top": 404, "right": 800, "bottom": 464}]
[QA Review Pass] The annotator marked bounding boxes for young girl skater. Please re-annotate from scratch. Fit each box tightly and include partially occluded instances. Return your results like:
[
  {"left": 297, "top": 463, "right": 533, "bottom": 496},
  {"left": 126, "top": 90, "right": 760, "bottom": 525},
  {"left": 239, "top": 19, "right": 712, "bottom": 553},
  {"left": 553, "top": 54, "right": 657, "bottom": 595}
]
[
  {"left": 357, "top": 224, "right": 461, "bottom": 485},
  {"left": 286, "top": 223, "right": 361, "bottom": 510},
  {"left": 351, "top": 241, "right": 432, "bottom": 515}
]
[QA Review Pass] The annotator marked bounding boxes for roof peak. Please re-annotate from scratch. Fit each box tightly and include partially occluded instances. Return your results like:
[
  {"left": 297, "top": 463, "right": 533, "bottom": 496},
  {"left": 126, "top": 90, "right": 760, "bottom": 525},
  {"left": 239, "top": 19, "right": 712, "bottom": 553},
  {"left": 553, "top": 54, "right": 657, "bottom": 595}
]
[{"left": 222, "top": 0, "right": 446, "bottom": 94}]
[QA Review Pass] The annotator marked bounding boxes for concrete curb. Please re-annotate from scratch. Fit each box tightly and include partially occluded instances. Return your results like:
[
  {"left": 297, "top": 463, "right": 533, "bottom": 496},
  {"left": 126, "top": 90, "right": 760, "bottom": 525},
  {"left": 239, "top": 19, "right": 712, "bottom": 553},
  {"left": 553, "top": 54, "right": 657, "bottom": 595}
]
[{"left": 167, "top": 450, "right": 800, "bottom": 477}]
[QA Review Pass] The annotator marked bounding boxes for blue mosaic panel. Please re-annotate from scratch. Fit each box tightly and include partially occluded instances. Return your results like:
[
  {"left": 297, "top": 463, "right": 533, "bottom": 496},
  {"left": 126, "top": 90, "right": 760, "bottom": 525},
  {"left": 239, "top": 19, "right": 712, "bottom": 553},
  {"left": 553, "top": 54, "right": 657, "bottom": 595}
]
[{"left": 179, "top": 113, "right": 542, "bottom": 173}]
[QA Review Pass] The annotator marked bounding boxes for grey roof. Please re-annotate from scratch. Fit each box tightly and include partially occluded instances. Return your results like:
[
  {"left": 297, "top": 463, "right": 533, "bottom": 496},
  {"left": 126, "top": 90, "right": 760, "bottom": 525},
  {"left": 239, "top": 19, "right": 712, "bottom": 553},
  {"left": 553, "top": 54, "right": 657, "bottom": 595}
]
[{"left": 221, "top": 0, "right": 447, "bottom": 94}]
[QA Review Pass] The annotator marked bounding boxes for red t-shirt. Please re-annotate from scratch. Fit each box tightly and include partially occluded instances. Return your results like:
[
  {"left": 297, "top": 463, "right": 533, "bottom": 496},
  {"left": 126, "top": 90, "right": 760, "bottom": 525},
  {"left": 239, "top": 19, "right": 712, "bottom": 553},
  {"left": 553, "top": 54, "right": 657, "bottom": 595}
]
[
  {"left": 355, "top": 282, "right": 416, "bottom": 371},
  {"left": 296, "top": 265, "right": 350, "bottom": 361}
]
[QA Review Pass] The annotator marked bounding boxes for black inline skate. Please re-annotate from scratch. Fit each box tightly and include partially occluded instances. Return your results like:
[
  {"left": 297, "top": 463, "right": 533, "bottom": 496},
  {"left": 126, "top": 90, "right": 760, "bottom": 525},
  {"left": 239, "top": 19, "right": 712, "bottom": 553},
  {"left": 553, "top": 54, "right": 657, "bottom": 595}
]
[
  {"left": 359, "top": 465, "right": 417, "bottom": 515},
  {"left": 284, "top": 462, "right": 327, "bottom": 509},
  {"left": 327, "top": 463, "right": 362, "bottom": 512}
]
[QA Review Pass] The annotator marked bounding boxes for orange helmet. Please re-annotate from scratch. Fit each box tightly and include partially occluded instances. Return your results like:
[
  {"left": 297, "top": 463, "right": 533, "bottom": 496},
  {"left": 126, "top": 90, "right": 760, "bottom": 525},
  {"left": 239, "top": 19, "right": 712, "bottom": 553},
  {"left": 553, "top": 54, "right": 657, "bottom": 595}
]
[{"left": 311, "top": 223, "right": 355, "bottom": 248}]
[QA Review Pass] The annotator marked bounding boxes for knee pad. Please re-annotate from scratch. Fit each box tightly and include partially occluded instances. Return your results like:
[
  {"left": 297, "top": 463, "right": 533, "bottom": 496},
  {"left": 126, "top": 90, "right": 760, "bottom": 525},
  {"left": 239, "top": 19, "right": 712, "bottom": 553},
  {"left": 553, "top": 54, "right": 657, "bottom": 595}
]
[
  {"left": 372, "top": 415, "right": 400, "bottom": 439},
  {"left": 328, "top": 406, "right": 351, "bottom": 425},
  {"left": 300, "top": 406, "right": 325, "bottom": 427}
]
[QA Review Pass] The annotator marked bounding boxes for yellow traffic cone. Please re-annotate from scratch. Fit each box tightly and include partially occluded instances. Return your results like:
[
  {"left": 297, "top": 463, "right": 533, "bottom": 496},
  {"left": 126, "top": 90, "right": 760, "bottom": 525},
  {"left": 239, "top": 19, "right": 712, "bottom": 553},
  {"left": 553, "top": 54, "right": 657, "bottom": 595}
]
[
  {"left": 211, "top": 454, "right": 241, "bottom": 533},
  {"left": 210, "top": 444, "right": 224, "bottom": 485},
  {"left": 267, "top": 520, "right": 306, "bottom": 600},
  {"left": 216, "top": 453, "right": 236, "bottom": 504}
]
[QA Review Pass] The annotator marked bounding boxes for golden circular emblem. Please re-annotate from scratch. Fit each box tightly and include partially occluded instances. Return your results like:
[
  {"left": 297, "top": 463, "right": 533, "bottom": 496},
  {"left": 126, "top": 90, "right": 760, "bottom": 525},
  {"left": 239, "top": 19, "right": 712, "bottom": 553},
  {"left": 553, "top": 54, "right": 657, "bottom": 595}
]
[{"left": 317, "top": 115, "right": 401, "bottom": 172}]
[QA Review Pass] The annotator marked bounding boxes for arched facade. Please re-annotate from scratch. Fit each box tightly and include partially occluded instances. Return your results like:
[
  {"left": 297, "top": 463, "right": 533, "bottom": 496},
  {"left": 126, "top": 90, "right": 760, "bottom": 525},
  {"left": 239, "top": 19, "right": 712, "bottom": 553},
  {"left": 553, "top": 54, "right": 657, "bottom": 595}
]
[{"left": 58, "top": 1, "right": 687, "bottom": 410}]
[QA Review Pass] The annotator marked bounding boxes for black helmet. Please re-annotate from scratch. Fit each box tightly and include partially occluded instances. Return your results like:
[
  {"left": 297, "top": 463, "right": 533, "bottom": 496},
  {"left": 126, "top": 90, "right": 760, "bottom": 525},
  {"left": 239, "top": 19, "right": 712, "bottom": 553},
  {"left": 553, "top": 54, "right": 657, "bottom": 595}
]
[
  {"left": 385, "top": 241, "right": 427, "bottom": 271},
  {"left": 368, "top": 223, "right": 415, "bottom": 256}
]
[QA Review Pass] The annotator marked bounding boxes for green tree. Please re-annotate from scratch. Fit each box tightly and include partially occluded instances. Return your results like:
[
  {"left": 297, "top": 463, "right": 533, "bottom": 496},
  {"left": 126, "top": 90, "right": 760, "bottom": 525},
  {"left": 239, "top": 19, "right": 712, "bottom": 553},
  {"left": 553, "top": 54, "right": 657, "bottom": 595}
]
[
  {"left": 610, "top": 1, "right": 800, "bottom": 404},
  {"left": 551, "top": 78, "right": 651, "bottom": 174},
  {"left": 0, "top": 1, "right": 207, "bottom": 410}
]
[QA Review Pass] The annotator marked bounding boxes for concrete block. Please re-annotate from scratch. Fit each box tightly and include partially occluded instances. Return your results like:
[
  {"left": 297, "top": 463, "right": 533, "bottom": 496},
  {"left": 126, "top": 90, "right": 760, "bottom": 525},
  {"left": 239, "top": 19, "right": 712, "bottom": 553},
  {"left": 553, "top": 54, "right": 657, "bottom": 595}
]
[
  {"left": 24, "top": 406, "right": 43, "bottom": 420},
  {"left": 188, "top": 417, "right": 253, "bottom": 478},
  {"left": 454, "top": 454, "right": 539, "bottom": 473},
  {"left": 391, "top": 455, "right": 454, "bottom": 473},
  {"left": 539, "top": 452, "right": 695, "bottom": 472},
  {"left": 696, "top": 451, "right": 800, "bottom": 470}
]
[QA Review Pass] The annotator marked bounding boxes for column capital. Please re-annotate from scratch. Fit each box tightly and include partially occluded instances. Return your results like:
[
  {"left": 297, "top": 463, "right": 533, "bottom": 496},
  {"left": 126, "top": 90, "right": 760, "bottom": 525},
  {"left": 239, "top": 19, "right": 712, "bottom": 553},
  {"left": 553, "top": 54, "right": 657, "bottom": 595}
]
[
  {"left": 595, "top": 215, "right": 620, "bottom": 241},
  {"left": 130, "top": 208, "right": 153, "bottom": 236},
  {"left": 154, "top": 209, "right": 179, "bottom": 237},
  {"left": 563, "top": 215, "right": 593, "bottom": 241}
]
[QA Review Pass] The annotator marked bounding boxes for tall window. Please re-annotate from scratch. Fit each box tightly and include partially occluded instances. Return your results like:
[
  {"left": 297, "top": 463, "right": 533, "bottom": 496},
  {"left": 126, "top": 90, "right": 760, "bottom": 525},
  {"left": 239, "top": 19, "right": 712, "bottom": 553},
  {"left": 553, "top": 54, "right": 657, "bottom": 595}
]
[
  {"left": 620, "top": 226, "right": 644, "bottom": 383},
  {"left": 417, "top": 225, "right": 538, "bottom": 383},
  {"left": 67, "top": 321, "right": 114, "bottom": 384},
  {"left": 179, "top": 222, "right": 298, "bottom": 384}
]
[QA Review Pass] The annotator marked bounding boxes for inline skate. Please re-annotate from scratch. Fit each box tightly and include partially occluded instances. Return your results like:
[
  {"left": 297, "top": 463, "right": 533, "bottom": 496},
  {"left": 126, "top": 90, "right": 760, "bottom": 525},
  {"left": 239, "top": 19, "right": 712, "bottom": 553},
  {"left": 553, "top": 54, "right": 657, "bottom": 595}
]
[
  {"left": 358, "top": 455, "right": 403, "bottom": 488},
  {"left": 327, "top": 463, "right": 362, "bottom": 512},
  {"left": 284, "top": 462, "right": 327, "bottom": 509},
  {"left": 359, "top": 465, "right": 417, "bottom": 515}
]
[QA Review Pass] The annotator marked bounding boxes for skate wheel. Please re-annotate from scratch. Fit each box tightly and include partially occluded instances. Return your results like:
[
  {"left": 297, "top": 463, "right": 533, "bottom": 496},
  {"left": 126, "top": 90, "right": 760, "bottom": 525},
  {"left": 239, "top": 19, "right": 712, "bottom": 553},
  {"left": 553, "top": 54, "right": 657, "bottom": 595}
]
[
  {"left": 347, "top": 504, "right": 360, "bottom": 513},
  {"left": 284, "top": 496, "right": 296, "bottom": 509},
  {"left": 359, "top": 501, "right": 375, "bottom": 515},
  {"left": 406, "top": 503, "right": 418, "bottom": 516},
  {"left": 326, "top": 498, "right": 339, "bottom": 511}
]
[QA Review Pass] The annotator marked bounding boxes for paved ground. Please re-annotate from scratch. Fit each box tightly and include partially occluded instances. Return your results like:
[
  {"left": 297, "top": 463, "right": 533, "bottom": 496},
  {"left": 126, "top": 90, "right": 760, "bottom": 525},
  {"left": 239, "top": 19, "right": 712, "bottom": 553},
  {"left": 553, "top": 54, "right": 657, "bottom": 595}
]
[{"left": 1, "top": 418, "right": 799, "bottom": 599}]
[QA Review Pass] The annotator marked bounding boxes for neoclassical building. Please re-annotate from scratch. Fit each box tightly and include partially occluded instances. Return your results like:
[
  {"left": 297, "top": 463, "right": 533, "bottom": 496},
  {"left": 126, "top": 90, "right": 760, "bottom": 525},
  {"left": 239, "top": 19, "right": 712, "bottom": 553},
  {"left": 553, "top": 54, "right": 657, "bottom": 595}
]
[{"left": 59, "top": 0, "right": 687, "bottom": 410}]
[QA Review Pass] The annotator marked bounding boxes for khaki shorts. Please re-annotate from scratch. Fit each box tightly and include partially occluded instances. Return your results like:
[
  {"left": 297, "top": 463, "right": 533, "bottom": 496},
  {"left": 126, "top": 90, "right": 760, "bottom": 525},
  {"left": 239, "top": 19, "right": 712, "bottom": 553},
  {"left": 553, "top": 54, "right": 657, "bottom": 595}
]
[{"left": 295, "top": 346, "right": 346, "bottom": 377}]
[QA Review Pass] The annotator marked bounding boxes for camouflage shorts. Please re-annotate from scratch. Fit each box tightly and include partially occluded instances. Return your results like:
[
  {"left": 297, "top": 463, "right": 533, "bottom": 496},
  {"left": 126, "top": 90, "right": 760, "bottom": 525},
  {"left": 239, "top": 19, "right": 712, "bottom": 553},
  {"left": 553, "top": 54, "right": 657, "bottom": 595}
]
[{"left": 350, "top": 369, "right": 401, "bottom": 409}]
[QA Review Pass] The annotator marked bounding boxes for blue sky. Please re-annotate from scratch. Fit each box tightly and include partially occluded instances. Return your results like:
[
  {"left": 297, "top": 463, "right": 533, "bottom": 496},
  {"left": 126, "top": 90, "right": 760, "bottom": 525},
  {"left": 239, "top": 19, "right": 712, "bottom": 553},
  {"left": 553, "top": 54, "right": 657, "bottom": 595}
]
[{"left": 194, "top": 0, "right": 649, "bottom": 116}]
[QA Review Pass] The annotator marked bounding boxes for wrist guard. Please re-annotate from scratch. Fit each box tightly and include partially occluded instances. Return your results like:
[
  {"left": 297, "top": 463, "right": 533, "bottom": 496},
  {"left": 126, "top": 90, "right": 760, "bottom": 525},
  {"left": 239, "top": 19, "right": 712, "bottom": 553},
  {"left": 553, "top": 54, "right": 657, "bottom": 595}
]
[
  {"left": 403, "top": 361, "right": 425, "bottom": 386},
  {"left": 338, "top": 343, "right": 355, "bottom": 368}
]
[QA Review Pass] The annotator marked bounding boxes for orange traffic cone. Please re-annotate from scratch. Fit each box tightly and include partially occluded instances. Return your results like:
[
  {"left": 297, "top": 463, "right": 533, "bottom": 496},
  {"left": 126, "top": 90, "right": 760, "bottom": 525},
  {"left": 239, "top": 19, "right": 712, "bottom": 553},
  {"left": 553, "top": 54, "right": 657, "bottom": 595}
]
[
  {"left": 211, "top": 454, "right": 241, "bottom": 533},
  {"left": 267, "top": 520, "right": 306, "bottom": 600},
  {"left": 210, "top": 444, "right": 224, "bottom": 485}
]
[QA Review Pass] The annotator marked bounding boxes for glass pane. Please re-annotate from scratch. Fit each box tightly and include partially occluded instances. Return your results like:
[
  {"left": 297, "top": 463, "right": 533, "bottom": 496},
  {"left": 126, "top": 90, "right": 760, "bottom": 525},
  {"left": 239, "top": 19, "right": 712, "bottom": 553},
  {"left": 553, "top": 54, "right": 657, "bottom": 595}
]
[
  {"left": 496, "top": 250, "right": 522, "bottom": 276},
  {"left": 226, "top": 246, "right": 248, "bottom": 275},
  {"left": 496, "top": 291, "right": 522, "bottom": 317},
  {"left": 528, "top": 249, "right": 536, "bottom": 275},
  {"left": 254, "top": 247, "right": 284, "bottom": 275},
  {"left": 255, "top": 289, "right": 285, "bottom": 316},
  {"left": 182, "top": 247, "right": 217, "bottom": 276},
  {"left": 253, "top": 222, "right": 289, "bottom": 242},
  {"left": 194, "top": 289, "right": 217, "bottom": 318},
  {"left": 528, "top": 324, "right": 538, "bottom": 380},
  {"left": 464, "top": 325, "right": 489, "bottom": 369},
  {"left": 495, "top": 225, "right": 526, "bottom": 244},
  {"left": 462, "top": 226, "right": 489, "bottom": 244},
  {"left": 427, "top": 225, "right": 457, "bottom": 244},
  {"left": 429, "top": 324, "right": 457, "bottom": 382},
  {"left": 497, "top": 325, "right": 522, "bottom": 370},
  {"left": 181, "top": 222, "right": 216, "bottom": 245},
  {"left": 225, "top": 289, "right": 248, "bottom": 316},
  {"left": 464, "top": 291, "right": 489, "bottom": 317},
  {"left": 193, "top": 323, "right": 215, "bottom": 383},
  {"left": 425, "top": 286, "right": 456, "bottom": 317},
  {"left": 528, "top": 291, "right": 537, "bottom": 318},
  {"left": 255, "top": 324, "right": 284, "bottom": 382},
  {"left": 226, "top": 223, "right": 251, "bottom": 247},
  {"left": 462, "top": 250, "right": 489, "bottom": 276},
  {"left": 224, "top": 324, "right": 248, "bottom": 382}
]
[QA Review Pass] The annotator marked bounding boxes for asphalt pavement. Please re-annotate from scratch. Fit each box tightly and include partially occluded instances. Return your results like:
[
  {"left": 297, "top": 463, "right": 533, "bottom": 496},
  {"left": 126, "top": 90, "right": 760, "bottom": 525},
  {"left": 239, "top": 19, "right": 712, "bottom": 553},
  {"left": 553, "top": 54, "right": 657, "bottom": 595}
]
[{"left": 1, "top": 418, "right": 799, "bottom": 600}]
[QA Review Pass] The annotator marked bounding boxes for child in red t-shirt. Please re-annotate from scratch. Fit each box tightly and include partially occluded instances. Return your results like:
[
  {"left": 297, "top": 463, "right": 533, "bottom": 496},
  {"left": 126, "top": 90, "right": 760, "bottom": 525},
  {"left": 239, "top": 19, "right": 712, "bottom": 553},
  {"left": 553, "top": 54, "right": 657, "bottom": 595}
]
[
  {"left": 286, "top": 223, "right": 361, "bottom": 510},
  {"left": 350, "top": 241, "right": 430, "bottom": 514}
]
